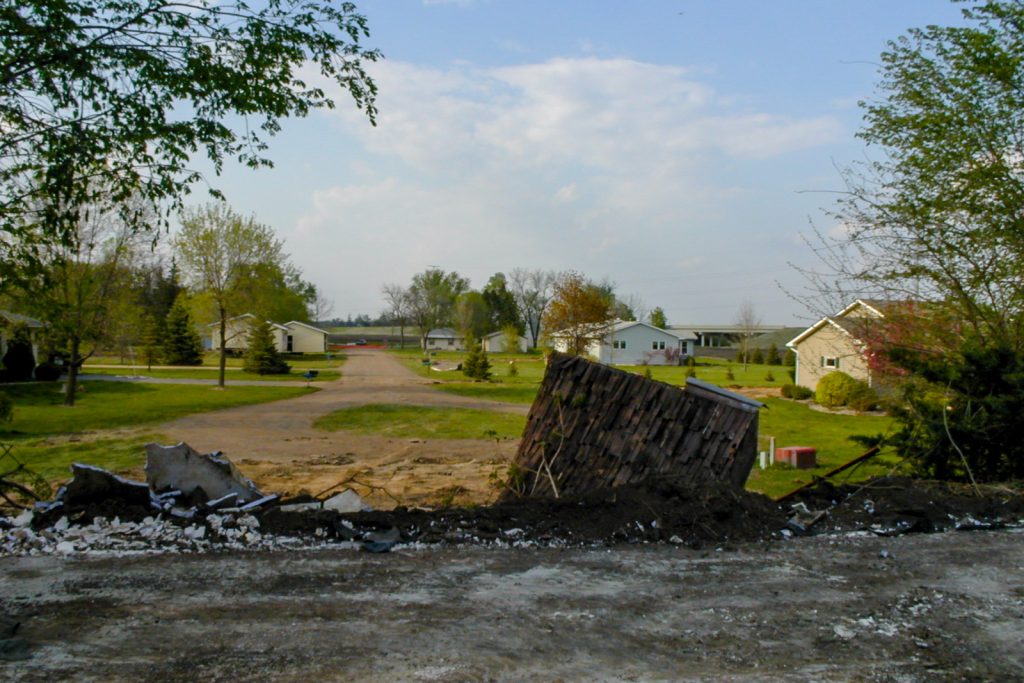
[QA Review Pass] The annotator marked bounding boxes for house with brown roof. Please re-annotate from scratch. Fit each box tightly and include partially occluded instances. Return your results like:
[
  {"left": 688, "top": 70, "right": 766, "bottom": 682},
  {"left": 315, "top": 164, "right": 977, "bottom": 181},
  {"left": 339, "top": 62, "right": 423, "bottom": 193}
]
[{"left": 786, "top": 300, "right": 886, "bottom": 391}]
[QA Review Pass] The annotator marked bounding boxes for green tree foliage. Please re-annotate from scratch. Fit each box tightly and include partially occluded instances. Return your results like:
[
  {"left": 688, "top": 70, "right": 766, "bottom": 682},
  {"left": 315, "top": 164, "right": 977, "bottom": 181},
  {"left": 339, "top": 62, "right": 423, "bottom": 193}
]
[
  {"left": 139, "top": 313, "right": 162, "bottom": 370},
  {"left": 501, "top": 324, "right": 522, "bottom": 353},
  {"left": 888, "top": 339, "right": 1024, "bottom": 481},
  {"left": 508, "top": 268, "right": 557, "bottom": 350},
  {"left": 765, "top": 342, "right": 781, "bottom": 365},
  {"left": 461, "top": 339, "right": 491, "bottom": 381},
  {"left": 649, "top": 307, "right": 668, "bottom": 329},
  {"left": 162, "top": 298, "right": 203, "bottom": 366},
  {"left": 541, "top": 271, "right": 614, "bottom": 356},
  {"left": 783, "top": 349, "right": 796, "bottom": 367},
  {"left": 0, "top": 391, "right": 11, "bottom": 422},
  {"left": 406, "top": 269, "right": 469, "bottom": 349},
  {"left": 0, "top": 0, "right": 379, "bottom": 280},
  {"left": 751, "top": 347, "right": 764, "bottom": 365},
  {"left": 815, "top": 2, "right": 1024, "bottom": 480},
  {"left": 243, "top": 319, "right": 290, "bottom": 375},
  {"left": 175, "top": 203, "right": 291, "bottom": 387},
  {"left": 482, "top": 273, "right": 522, "bottom": 333},
  {"left": 454, "top": 291, "right": 491, "bottom": 341}
]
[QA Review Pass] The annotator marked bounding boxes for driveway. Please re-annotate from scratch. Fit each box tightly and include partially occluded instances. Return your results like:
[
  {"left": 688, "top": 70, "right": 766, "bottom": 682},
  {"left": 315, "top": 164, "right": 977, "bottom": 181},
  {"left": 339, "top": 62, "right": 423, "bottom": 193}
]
[{"left": 154, "top": 350, "right": 529, "bottom": 507}]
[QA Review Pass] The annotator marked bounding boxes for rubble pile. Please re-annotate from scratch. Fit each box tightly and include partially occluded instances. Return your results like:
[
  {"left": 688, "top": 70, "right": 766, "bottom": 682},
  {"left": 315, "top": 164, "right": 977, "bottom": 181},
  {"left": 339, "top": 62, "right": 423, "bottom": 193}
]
[{"left": 2, "top": 441, "right": 1023, "bottom": 559}]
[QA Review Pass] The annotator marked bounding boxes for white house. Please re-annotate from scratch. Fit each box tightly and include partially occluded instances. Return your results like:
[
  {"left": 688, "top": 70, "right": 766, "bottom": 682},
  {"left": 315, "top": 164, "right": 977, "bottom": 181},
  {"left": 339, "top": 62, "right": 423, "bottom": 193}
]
[
  {"left": 786, "top": 299, "right": 886, "bottom": 391},
  {"left": 0, "top": 311, "right": 44, "bottom": 364},
  {"left": 424, "top": 328, "right": 465, "bottom": 351},
  {"left": 481, "top": 329, "right": 529, "bottom": 353},
  {"left": 283, "top": 321, "right": 329, "bottom": 353},
  {"left": 209, "top": 314, "right": 289, "bottom": 353},
  {"left": 551, "top": 320, "right": 694, "bottom": 366}
]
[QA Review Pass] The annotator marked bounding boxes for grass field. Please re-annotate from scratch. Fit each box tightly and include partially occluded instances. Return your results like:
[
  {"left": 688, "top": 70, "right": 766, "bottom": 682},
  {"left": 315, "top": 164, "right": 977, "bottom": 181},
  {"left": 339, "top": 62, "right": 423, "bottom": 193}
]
[
  {"left": 390, "top": 348, "right": 899, "bottom": 498},
  {"left": 0, "top": 381, "right": 316, "bottom": 488},
  {"left": 88, "top": 351, "right": 346, "bottom": 371},
  {"left": 80, "top": 367, "right": 341, "bottom": 382},
  {"left": 314, "top": 403, "right": 526, "bottom": 440}
]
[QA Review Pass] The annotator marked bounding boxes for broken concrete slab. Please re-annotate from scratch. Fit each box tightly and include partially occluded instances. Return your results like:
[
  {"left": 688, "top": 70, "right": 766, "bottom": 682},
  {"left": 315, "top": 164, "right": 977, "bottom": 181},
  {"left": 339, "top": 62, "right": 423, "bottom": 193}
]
[
  {"left": 323, "top": 488, "right": 370, "bottom": 513},
  {"left": 62, "top": 464, "right": 152, "bottom": 509},
  {"left": 145, "top": 443, "right": 265, "bottom": 505}
]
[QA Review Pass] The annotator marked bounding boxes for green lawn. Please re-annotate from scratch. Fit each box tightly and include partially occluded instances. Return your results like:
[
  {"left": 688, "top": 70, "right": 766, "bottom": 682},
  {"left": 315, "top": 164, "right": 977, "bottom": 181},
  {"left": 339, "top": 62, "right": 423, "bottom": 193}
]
[
  {"left": 620, "top": 357, "right": 794, "bottom": 388},
  {"left": 81, "top": 367, "right": 340, "bottom": 382},
  {"left": 393, "top": 349, "right": 546, "bottom": 404},
  {"left": 3, "top": 432, "right": 166, "bottom": 484},
  {"left": 89, "top": 351, "right": 346, "bottom": 370},
  {"left": 0, "top": 381, "right": 315, "bottom": 436},
  {"left": 313, "top": 403, "right": 526, "bottom": 440}
]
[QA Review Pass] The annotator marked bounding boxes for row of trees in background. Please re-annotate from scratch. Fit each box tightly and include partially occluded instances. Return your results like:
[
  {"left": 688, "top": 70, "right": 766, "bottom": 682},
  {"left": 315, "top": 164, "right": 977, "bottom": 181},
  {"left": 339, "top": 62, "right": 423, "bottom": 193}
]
[
  {"left": 382, "top": 268, "right": 665, "bottom": 352},
  {"left": 1, "top": 202, "right": 326, "bottom": 402}
]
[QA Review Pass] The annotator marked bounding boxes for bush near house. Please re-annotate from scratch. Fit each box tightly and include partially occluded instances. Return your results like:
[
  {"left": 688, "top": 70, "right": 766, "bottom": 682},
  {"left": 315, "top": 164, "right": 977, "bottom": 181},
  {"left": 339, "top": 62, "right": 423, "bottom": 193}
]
[
  {"left": 781, "top": 384, "right": 813, "bottom": 400},
  {"left": 243, "top": 320, "right": 291, "bottom": 375},
  {"left": 816, "top": 371, "right": 878, "bottom": 411}
]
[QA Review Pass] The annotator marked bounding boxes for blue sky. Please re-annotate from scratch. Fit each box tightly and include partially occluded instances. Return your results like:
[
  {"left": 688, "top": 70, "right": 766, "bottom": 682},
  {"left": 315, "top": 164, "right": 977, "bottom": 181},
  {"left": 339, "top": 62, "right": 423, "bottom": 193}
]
[{"left": 199, "top": 0, "right": 970, "bottom": 325}]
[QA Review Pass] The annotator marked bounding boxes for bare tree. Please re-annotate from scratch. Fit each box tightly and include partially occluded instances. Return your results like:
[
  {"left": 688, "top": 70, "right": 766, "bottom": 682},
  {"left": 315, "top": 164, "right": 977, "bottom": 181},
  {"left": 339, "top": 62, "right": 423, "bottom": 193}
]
[
  {"left": 509, "top": 268, "right": 557, "bottom": 349},
  {"left": 735, "top": 300, "right": 761, "bottom": 371},
  {"left": 310, "top": 289, "right": 334, "bottom": 323},
  {"left": 381, "top": 283, "right": 410, "bottom": 349}
]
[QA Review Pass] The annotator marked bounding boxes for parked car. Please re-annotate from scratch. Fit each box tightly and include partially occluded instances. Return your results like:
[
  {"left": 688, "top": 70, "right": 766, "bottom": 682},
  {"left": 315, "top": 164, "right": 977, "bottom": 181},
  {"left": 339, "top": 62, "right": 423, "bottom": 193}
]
[{"left": 355, "top": 339, "right": 367, "bottom": 346}]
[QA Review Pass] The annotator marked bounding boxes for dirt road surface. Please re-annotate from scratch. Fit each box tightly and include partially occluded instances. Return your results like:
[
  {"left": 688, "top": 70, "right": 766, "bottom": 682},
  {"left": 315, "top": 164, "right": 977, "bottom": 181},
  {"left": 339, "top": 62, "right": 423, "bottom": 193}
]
[
  {"left": 3, "top": 529, "right": 1022, "bottom": 681},
  {"left": 157, "top": 350, "right": 527, "bottom": 508}
]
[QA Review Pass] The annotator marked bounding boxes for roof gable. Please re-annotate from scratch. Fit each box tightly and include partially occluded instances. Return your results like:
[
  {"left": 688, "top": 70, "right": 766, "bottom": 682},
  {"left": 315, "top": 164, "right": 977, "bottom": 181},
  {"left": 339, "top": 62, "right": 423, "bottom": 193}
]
[{"left": 284, "top": 321, "right": 328, "bottom": 335}]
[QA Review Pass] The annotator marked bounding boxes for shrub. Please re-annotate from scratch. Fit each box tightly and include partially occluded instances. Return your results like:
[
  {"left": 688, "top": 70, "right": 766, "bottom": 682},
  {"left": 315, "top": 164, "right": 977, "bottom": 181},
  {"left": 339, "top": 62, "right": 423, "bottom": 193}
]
[
  {"left": 507, "top": 359, "right": 518, "bottom": 377},
  {"left": 783, "top": 349, "right": 796, "bottom": 366},
  {"left": 764, "top": 371, "right": 775, "bottom": 382},
  {"left": 765, "top": 343, "right": 781, "bottom": 365},
  {"left": 781, "top": 383, "right": 813, "bottom": 400},
  {"left": 725, "top": 367, "right": 735, "bottom": 381},
  {"left": 816, "top": 371, "right": 877, "bottom": 409},
  {"left": 33, "top": 362, "right": 61, "bottom": 381},
  {"left": 734, "top": 350, "right": 744, "bottom": 363},
  {"left": 751, "top": 347, "right": 765, "bottom": 364},
  {"left": 643, "top": 366, "right": 653, "bottom": 380},
  {"left": 1, "top": 339, "right": 35, "bottom": 382},
  {"left": 685, "top": 367, "right": 696, "bottom": 378}
]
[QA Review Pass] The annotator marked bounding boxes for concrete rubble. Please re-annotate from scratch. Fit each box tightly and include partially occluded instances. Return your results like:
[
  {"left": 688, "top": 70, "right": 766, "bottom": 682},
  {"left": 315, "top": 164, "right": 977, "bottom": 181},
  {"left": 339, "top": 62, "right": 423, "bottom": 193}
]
[{"left": 145, "top": 442, "right": 266, "bottom": 505}]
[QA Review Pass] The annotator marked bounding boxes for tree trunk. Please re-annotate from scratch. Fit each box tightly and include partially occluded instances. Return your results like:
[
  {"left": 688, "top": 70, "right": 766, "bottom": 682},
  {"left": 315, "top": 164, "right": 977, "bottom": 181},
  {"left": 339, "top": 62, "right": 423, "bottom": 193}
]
[
  {"left": 218, "top": 308, "right": 227, "bottom": 388},
  {"left": 399, "top": 321, "right": 405, "bottom": 349},
  {"left": 64, "top": 337, "right": 81, "bottom": 407}
]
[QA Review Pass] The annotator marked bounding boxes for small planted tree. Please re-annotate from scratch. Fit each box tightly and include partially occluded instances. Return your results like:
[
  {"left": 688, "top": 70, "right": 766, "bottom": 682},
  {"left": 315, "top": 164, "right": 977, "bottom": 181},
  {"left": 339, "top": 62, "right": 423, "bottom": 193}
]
[
  {"left": 765, "top": 343, "right": 780, "bottom": 365},
  {"left": 461, "top": 338, "right": 491, "bottom": 381},
  {"left": 751, "top": 347, "right": 765, "bottom": 365},
  {"left": 162, "top": 299, "right": 204, "bottom": 366},
  {"left": 244, "top": 320, "right": 290, "bottom": 375}
]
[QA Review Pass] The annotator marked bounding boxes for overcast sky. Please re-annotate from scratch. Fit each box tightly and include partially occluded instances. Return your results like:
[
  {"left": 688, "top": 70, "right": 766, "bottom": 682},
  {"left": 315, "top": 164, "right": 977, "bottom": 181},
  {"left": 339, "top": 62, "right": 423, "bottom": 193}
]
[{"left": 193, "top": 0, "right": 969, "bottom": 325}]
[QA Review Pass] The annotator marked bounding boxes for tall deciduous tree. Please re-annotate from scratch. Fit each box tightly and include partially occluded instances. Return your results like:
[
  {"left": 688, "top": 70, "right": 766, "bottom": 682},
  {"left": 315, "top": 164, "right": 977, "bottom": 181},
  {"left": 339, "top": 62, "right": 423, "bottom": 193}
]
[
  {"left": 482, "top": 273, "right": 522, "bottom": 333},
  {"left": 175, "top": 204, "right": 287, "bottom": 387},
  {"left": 810, "top": 1, "right": 1024, "bottom": 481},
  {"left": 508, "top": 268, "right": 557, "bottom": 349},
  {"left": 0, "top": 0, "right": 379, "bottom": 280},
  {"left": 542, "top": 271, "right": 615, "bottom": 356},
  {"left": 454, "top": 291, "right": 491, "bottom": 342},
  {"left": 25, "top": 200, "right": 145, "bottom": 405},
  {"left": 406, "top": 269, "right": 468, "bottom": 349}
]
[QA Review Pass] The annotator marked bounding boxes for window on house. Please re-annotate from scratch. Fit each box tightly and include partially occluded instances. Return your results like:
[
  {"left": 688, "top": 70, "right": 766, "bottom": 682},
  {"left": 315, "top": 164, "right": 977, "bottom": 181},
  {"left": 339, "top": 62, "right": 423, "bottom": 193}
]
[
  {"left": 821, "top": 356, "right": 839, "bottom": 369},
  {"left": 447, "top": 338, "right": 455, "bottom": 346},
  {"left": 613, "top": 340, "right": 626, "bottom": 349},
  {"left": 652, "top": 340, "right": 665, "bottom": 350}
]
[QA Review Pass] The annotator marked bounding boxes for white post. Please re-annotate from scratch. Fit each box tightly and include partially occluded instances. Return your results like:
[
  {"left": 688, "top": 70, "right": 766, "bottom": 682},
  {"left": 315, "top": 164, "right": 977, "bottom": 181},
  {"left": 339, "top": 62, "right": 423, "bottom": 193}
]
[
  {"left": 759, "top": 451, "right": 767, "bottom": 470},
  {"left": 769, "top": 436, "right": 776, "bottom": 465}
]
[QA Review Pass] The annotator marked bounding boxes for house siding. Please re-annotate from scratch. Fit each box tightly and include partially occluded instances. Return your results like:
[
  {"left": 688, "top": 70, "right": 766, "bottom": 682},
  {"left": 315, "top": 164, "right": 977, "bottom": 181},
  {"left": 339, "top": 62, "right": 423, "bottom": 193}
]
[
  {"left": 285, "top": 324, "right": 327, "bottom": 353},
  {"left": 551, "top": 323, "right": 685, "bottom": 366},
  {"left": 793, "top": 324, "right": 871, "bottom": 391}
]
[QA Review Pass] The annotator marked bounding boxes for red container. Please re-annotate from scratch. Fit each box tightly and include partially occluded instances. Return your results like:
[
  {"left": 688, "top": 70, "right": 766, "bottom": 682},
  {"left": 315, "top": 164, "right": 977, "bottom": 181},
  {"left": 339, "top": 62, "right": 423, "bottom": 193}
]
[{"left": 776, "top": 446, "right": 817, "bottom": 469}]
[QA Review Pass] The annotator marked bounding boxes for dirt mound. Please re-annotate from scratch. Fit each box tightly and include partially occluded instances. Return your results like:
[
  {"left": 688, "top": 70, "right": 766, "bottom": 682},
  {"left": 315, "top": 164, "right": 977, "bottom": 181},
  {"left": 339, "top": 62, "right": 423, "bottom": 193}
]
[
  {"left": 261, "top": 477, "right": 789, "bottom": 548},
  {"left": 789, "top": 476, "right": 1024, "bottom": 534}
]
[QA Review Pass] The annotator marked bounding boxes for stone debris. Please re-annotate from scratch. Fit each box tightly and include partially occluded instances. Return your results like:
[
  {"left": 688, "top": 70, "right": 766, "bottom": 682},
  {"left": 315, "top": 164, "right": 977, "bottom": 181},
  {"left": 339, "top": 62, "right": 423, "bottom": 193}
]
[
  {"left": 145, "top": 442, "right": 265, "bottom": 505},
  {"left": 323, "top": 488, "right": 370, "bottom": 513}
]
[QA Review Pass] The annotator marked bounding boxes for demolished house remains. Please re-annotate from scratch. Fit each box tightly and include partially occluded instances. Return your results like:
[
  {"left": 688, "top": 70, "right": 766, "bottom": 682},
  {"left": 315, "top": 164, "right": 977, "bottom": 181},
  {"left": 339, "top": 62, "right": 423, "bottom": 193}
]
[{"left": 504, "top": 352, "right": 763, "bottom": 500}]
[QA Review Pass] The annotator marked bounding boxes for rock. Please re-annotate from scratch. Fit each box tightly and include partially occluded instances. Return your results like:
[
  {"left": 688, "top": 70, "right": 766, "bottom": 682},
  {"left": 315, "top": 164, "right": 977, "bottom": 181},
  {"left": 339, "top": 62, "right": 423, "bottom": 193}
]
[
  {"left": 12, "top": 510, "right": 33, "bottom": 528},
  {"left": 323, "top": 488, "right": 370, "bottom": 513},
  {"left": 279, "top": 502, "right": 322, "bottom": 513},
  {"left": 145, "top": 443, "right": 265, "bottom": 505},
  {"left": 62, "top": 464, "right": 152, "bottom": 508}
]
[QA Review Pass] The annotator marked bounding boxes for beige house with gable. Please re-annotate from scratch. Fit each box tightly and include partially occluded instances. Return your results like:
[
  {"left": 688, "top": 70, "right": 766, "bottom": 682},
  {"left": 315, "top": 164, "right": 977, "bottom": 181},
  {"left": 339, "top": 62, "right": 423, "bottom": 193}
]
[
  {"left": 786, "top": 300, "right": 885, "bottom": 391},
  {"left": 209, "top": 314, "right": 328, "bottom": 354}
]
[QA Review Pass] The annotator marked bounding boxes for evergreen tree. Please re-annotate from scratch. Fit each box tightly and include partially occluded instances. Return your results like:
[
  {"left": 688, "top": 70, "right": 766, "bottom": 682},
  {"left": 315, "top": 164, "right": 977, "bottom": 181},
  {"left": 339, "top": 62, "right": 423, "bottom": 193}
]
[
  {"left": 765, "top": 342, "right": 781, "bottom": 365},
  {"left": 243, "top": 319, "right": 290, "bottom": 375},
  {"left": 461, "top": 339, "right": 491, "bottom": 380},
  {"left": 751, "top": 347, "right": 765, "bottom": 365},
  {"left": 139, "top": 313, "right": 162, "bottom": 370},
  {"left": 783, "top": 349, "right": 796, "bottom": 367},
  {"left": 162, "top": 299, "right": 204, "bottom": 366}
]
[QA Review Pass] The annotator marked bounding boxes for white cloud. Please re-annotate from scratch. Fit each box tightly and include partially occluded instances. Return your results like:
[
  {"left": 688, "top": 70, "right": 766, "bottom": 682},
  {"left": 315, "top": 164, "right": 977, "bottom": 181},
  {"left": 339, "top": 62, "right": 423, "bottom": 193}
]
[{"left": 296, "top": 56, "right": 844, "bottom": 318}]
